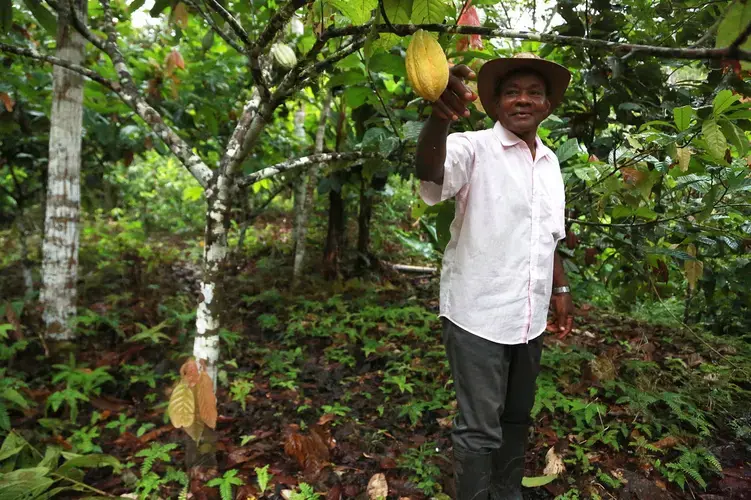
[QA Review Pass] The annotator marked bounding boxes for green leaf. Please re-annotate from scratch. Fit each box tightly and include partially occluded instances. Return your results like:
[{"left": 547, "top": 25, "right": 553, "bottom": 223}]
[
  {"left": 0, "top": 432, "right": 27, "bottom": 461},
  {"left": 715, "top": 0, "right": 751, "bottom": 69},
  {"left": 702, "top": 118, "right": 727, "bottom": 159},
  {"left": 56, "top": 454, "right": 123, "bottom": 476},
  {"left": 673, "top": 106, "right": 694, "bottom": 131},
  {"left": 0, "top": 0, "right": 12, "bottom": 34},
  {"left": 21, "top": 0, "right": 57, "bottom": 35},
  {"left": 328, "top": 0, "right": 377, "bottom": 25},
  {"left": 327, "top": 70, "right": 366, "bottom": 88},
  {"left": 127, "top": 0, "right": 147, "bottom": 14},
  {"left": 402, "top": 120, "right": 424, "bottom": 141},
  {"left": 382, "top": 0, "right": 413, "bottom": 22},
  {"left": 369, "top": 52, "right": 407, "bottom": 77},
  {"left": 719, "top": 119, "right": 749, "bottom": 156},
  {"left": 556, "top": 138, "right": 580, "bottom": 163},
  {"left": 182, "top": 185, "right": 203, "bottom": 202},
  {"left": 344, "top": 86, "right": 374, "bottom": 109},
  {"left": 698, "top": 184, "right": 719, "bottom": 222},
  {"left": 150, "top": 0, "right": 172, "bottom": 17},
  {"left": 411, "top": 0, "right": 448, "bottom": 24},
  {"left": 201, "top": 29, "right": 215, "bottom": 51},
  {"left": 2, "top": 388, "right": 30, "bottom": 409},
  {"left": 713, "top": 90, "right": 740, "bottom": 116},
  {"left": 522, "top": 474, "right": 558, "bottom": 487}
]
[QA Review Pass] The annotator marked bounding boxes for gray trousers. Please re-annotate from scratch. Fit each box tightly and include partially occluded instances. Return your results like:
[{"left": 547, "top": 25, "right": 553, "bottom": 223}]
[{"left": 443, "top": 318, "right": 544, "bottom": 452}]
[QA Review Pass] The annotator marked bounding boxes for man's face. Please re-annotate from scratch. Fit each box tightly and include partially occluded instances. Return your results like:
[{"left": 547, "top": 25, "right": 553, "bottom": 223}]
[{"left": 494, "top": 72, "right": 551, "bottom": 136}]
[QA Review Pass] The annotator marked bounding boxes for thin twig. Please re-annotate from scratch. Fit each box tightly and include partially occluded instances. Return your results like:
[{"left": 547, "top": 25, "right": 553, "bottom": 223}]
[
  {"left": 204, "top": 0, "right": 252, "bottom": 46},
  {"left": 185, "top": 0, "right": 244, "bottom": 53}
]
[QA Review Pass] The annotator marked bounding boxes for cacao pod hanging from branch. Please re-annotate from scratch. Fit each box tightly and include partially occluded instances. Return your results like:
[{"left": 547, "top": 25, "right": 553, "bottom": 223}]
[{"left": 406, "top": 30, "right": 449, "bottom": 102}]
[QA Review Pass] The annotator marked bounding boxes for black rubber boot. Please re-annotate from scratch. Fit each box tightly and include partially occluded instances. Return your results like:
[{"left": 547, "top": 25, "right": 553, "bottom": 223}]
[
  {"left": 453, "top": 445, "right": 494, "bottom": 500},
  {"left": 490, "top": 423, "right": 528, "bottom": 500}
]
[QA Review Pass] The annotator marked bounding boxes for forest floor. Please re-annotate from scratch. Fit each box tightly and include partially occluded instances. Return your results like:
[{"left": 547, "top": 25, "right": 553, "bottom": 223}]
[{"left": 2, "top": 215, "right": 751, "bottom": 500}]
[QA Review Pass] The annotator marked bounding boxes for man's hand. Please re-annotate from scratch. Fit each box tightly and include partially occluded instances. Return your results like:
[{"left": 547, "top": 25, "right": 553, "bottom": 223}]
[
  {"left": 431, "top": 65, "right": 477, "bottom": 122},
  {"left": 549, "top": 293, "right": 574, "bottom": 339}
]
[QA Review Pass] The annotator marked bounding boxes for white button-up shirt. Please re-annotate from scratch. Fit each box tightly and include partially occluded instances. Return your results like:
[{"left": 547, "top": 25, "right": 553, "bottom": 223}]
[{"left": 420, "top": 122, "right": 566, "bottom": 345}]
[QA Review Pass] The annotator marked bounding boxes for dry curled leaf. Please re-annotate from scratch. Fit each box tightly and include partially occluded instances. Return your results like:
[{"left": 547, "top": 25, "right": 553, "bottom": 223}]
[
  {"left": 543, "top": 447, "right": 565, "bottom": 476},
  {"left": 196, "top": 371, "right": 217, "bottom": 429},
  {"left": 367, "top": 473, "right": 388, "bottom": 499},
  {"left": 168, "top": 381, "right": 195, "bottom": 429},
  {"left": 284, "top": 424, "right": 331, "bottom": 474}
]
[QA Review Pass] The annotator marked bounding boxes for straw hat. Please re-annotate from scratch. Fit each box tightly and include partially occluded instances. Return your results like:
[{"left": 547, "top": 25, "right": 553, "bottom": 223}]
[{"left": 477, "top": 52, "right": 571, "bottom": 121}]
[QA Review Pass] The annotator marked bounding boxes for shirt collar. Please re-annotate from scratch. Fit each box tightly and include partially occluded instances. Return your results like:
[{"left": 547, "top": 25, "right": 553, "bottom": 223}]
[{"left": 492, "top": 121, "right": 552, "bottom": 160}]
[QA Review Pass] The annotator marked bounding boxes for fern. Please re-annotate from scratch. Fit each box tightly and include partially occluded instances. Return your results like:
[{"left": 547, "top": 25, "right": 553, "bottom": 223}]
[
  {"left": 255, "top": 464, "right": 272, "bottom": 493},
  {"left": 135, "top": 442, "right": 178, "bottom": 476},
  {"left": 207, "top": 469, "right": 244, "bottom": 500}
]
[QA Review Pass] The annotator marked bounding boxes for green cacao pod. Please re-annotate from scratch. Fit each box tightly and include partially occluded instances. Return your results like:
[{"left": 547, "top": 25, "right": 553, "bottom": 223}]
[
  {"left": 271, "top": 43, "right": 297, "bottom": 69},
  {"left": 406, "top": 30, "right": 449, "bottom": 102}
]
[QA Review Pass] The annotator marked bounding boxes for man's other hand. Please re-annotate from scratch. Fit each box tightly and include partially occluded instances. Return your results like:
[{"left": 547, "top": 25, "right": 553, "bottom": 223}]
[{"left": 548, "top": 293, "right": 574, "bottom": 339}]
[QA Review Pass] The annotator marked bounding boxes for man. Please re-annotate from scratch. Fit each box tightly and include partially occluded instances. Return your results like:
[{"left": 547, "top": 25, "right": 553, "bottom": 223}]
[{"left": 415, "top": 53, "right": 574, "bottom": 500}]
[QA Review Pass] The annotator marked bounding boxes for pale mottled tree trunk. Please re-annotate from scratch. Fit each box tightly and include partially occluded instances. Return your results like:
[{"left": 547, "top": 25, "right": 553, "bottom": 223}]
[
  {"left": 293, "top": 93, "right": 331, "bottom": 285},
  {"left": 40, "top": 0, "right": 86, "bottom": 340},
  {"left": 291, "top": 105, "right": 307, "bottom": 252}
]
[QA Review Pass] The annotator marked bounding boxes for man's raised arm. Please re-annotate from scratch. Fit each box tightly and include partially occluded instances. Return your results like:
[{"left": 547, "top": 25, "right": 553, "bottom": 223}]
[{"left": 415, "top": 65, "right": 478, "bottom": 185}]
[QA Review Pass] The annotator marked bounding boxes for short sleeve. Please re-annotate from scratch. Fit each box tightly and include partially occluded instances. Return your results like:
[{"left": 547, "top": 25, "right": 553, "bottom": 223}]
[{"left": 419, "top": 133, "right": 474, "bottom": 206}]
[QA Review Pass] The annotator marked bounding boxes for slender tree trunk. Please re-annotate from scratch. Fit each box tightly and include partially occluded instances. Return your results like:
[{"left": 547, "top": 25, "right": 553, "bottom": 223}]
[
  {"left": 193, "top": 175, "right": 232, "bottom": 385},
  {"left": 40, "top": 0, "right": 86, "bottom": 340},
  {"left": 291, "top": 106, "right": 307, "bottom": 252},
  {"left": 357, "top": 175, "right": 374, "bottom": 268},
  {"left": 323, "top": 185, "right": 345, "bottom": 280},
  {"left": 293, "top": 93, "right": 331, "bottom": 285},
  {"left": 18, "top": 217, "right": 34, "bottom": 298}
]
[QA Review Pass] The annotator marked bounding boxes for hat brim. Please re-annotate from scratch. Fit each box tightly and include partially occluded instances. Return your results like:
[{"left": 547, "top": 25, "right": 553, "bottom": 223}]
[{"left": 477, "top": 58, "right": 571, "bottom": 121}]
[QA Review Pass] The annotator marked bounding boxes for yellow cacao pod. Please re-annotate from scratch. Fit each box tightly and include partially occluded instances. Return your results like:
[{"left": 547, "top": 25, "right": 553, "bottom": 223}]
[{"left": 406, "top": 30, "right": 449, "bottom": 102}]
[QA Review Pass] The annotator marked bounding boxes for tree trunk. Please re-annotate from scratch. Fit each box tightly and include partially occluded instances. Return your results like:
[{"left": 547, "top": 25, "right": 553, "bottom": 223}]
[
  {"left": 293, "top": 93, "right": 331, "bottom": 285},
  {"left": 193, "top": 176, "right": 232, "bottom": 385},
  {"left": 357, "top": 175, "right": 373, "bottom": 268},
  {"left": 18, "top": 217, "right": 34, "bottom": 298},
  {"left": 291, "top": 106, "right": 307, "bottom": 252},
  {"left": 323, "top": 185, "right": 345, "bottom": 280},
  {"left": 40, "top": 0, "right": 86, "bottom": 341}
]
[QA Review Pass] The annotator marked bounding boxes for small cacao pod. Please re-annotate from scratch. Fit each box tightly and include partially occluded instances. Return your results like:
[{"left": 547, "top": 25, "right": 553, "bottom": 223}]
[
  {"left": 271, "top": 43, "right": 297, "bottom": 69},
  {"left": 406, "top": 30, "right": 449, "bottom": 102},
  {"left": 584, "top": 248, "right": 598, "bottom": 266},
  {"left": 565, "top": 230, "right": 578, "bottom": 250}
]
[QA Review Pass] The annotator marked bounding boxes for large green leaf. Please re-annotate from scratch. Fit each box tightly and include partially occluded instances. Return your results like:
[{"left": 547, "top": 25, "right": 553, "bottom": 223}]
[
  {"left": 522, "top": 475, "right": 558, "bottom": 487},
  {"left": 713, "top": 89, "right": 740, "bottom": 116},
  {"left": 702, "top": 118, "right": 727, "bottom": 159},
  {"left": 127, "top": 0, "right": 147, "bottom": 14},
  {"left": 715, "top": 0, "right": 751, "bottom": 69},
  {"left": 673, "top": 105, "right": 694, "bottom": 131},
  {"left": 364, "top": 0, "right": 412, "bottom": 58},
  {"left": 1, "top": 388, "right": 30, "bottom": 409},
  {"left": 382, "top": 0, "right": 412, "bottom": 23},
  {"left": 719, "top": 118, "right": 749, "bottom": 156},
  {"left": 556, "top": 138, "right": 580, "bottom": 163},
  {"left": 368, "top": 52, "right": 406, "bottom": 77},
  {"left": 21, "top": 0, "right": 56, "bottom": 35},
  {"left": 411, "top": 0, "right": 448, "bottom": 24},
  {"left": 329, "top": 0, "right": 377, "bottom": 25},
  {"left": 56, "top": 453, "right": 122, "bottom": 476},
  {"left": 0, "top": 432, "right": 28, "bottom": 461}
]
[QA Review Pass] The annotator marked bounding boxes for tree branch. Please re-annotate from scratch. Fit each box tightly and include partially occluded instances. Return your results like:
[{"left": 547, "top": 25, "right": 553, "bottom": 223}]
[
  {"left": 320, "top": 24, "right": 751, "bottom": 61},
  {"left": 729, "top": 21, "right": 751, "bottom": 54},
  {"left": 238, "top": 151, "right": 381, "bottom": 187},
  {"left": 251, "top": 0, "right": 309, "bottom": 55},
  {"left": 0, "top": 42, "right": 117, "bottom": 91},
  {"left": 203, "top": 0, "right": 252, "bottom": 47},
  {"left": 184, "top": 0, "right": 244, "bottom": 53},
  {"left": 90, "top": 0, "right": 215, "bottom": 187}
]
